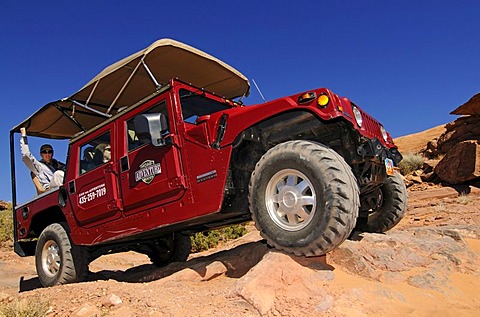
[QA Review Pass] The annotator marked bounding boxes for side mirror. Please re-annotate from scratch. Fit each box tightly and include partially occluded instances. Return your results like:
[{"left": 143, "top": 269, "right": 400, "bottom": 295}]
[{"left": 133, "top": 113, "right": 169, "bottom": 147}]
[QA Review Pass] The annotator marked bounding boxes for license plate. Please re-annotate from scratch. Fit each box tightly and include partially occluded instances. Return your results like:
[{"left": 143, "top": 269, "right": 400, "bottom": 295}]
[{"left": 385, "top": 158, "right": 395, "bottom": 176}]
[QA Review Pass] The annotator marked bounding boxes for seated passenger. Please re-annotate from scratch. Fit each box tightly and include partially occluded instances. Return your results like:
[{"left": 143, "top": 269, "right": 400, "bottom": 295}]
[
  {"left": 103, "top": 144, "right": 111, "bottom": 162},
  {"left": 93, "top": 143, "right": 111, "bottom": 165},
  {"left": 80, "top": 146, "right": 95, "bottom": 173}
]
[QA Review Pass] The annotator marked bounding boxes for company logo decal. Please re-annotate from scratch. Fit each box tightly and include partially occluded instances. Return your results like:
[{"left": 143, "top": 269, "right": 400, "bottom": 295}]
[
  {"left": 196, "top": 170, "right": 217, "bottom": 183},
  {"left": 135, "top": 160, "right": 162, "bottom": 184}
]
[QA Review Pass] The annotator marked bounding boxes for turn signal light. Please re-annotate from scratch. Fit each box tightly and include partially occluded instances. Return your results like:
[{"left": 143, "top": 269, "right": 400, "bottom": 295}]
[
  {"left": 317, "top": 94, "right": 329, "bottom": 107},
  {"left": 298, "top": 92, "right": 316, "bottom": 104}
]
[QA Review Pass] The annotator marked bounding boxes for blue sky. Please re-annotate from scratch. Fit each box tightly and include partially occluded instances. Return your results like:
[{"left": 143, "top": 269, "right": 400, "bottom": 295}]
[{"left": 2, "top": 0, "right": 480, "bottom": 203}]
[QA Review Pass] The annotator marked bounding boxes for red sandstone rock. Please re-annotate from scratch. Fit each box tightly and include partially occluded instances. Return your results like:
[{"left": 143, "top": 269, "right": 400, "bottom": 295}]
[{"left": 434, "top": 140, "right": 480, "bottom": 184}]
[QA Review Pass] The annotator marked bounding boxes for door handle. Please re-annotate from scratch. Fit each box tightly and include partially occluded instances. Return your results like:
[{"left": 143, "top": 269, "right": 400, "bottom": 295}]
[{"left": 105, "top": 163, "right": 118, "bottom": 175}]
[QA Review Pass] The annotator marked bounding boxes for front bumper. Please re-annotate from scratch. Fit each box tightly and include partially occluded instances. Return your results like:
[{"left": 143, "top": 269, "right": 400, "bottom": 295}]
[
  {"left": 357, "top": 138, "right": 403, "bottom": 166},
  {"left": 354, "top": 138, "right": 403, "bottom": 194}
]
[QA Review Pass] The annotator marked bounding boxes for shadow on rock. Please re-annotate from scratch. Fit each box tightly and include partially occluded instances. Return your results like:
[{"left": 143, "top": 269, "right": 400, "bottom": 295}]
[
  {"left": 87, "top": 241, "right": 270, "bottom": 284},
  {"left": 19, "top": 276, "right": 42, "bottom": 292},
  {"left": 348, "top": 230, "right": 367, "bottom": 241},
  {"left": 451, "top": 184, "right": 472, "bottom": 195},
  {"left": 287, "top": 252, "right": 334, "bottom": 271},
  {"left": 18, "top": 239, "right": 331, "bottom": 291}
]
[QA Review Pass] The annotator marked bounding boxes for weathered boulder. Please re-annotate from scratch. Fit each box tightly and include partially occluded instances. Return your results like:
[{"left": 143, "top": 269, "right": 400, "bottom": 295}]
[
  {"left": 434, "top": 140, "right": 480, "bottom": 184},
  {"left": 234, "top": 251, "right": 333, "bottom": 315},
  {"left": 422, "top": 159, "right": 440, "bottom": 173},
  {"left": 451, "top": 92, "right": 480, "bottom": 116},
  {"left": 424, "top": 138, "right": 439, "bottom": 158},
  {"left": 420, "top": 159, "right": 441, "bottom": 182},
  {"left": 427, "top": 116, "right": 480, "bottom": 158}
]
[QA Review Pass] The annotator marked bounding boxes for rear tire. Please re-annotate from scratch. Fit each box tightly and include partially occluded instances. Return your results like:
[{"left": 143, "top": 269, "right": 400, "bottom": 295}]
[
  {"left": 149, "top": 233, "right": 191, "bottom": 266},
  {"left": 35, "top": 223, "right": 88, "bottom": 287},
  {"left": 358, "top": 171, "right": 407, "bottom": 233},
  {"left": 249, "top": 140, "right": 359, "bottom": 256}
]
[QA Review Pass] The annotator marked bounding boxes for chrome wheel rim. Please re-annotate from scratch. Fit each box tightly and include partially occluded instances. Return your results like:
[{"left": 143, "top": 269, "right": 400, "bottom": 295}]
[
  {"left": 265, "top": 169, "right": 316, "bottom": 231},
  {"left": 42, "top": 240, "right": 61, "bottom": 277}
]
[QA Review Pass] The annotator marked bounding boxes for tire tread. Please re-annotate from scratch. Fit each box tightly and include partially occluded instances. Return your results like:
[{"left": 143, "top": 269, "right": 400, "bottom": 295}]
[{"left": 249, "top": 140, "right": 359, "bottom": 256}]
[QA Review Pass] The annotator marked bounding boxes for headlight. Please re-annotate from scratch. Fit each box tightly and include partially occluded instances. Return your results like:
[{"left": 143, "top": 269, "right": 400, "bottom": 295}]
[
  {"left": 352, "top": 106, "right": 363, "bottom": 127},
  {"left": 380, "top": 125, "right": 388, "bottom": 142}
]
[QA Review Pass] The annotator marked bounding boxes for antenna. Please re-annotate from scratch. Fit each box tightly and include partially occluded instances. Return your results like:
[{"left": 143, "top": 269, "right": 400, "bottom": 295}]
[{"left": 252, "top": 78, "right": 267, "bottom": 103}]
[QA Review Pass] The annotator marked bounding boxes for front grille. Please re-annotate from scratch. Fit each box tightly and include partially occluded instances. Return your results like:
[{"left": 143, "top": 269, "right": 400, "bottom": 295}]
[{"left": 360, "top": 109, "right": 383, "bottom": 141}]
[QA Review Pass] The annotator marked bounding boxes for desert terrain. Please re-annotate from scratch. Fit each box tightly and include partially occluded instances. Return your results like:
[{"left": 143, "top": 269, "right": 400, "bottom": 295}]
[
  {"left": 0, "top": 187, "right": 479, "bottom": 317},
  {"left": 1, "top": 124, "right": 479, "bottom": 316}
]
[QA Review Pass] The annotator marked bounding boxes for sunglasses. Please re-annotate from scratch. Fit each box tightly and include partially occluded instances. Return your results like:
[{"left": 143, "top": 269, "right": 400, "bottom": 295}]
[{"left": 41, "top": 150, "right": 53, "bottom": 154}]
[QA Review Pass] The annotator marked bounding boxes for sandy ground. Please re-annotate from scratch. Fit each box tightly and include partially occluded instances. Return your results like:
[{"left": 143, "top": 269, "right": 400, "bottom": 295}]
[
  {"left": 0, "top": 186, "right": 479, "bottom": 316},
  {"left": 394, "top": 124, "right": 446, "bottom": 154}
]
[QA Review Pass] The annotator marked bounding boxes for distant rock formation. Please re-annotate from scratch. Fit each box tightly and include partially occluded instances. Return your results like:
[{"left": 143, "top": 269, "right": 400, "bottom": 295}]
[
  {"left": 419, "top": 93, "right": 480, "bottom": 185},
  {"left": 0, "top": 201, "right": 10, "bottom": 211},
  {"left": 425, "top": 116, "right": 480, "bottom": 158},
  {"left": 451, "top": 92, "right": 480, "bottom": 115}
]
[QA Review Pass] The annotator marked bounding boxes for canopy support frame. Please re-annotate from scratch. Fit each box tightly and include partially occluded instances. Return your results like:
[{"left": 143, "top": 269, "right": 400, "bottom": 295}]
[
  {"left": 68, "top": 99, "right": 111, "bottom": 119},
  {"left": 141, "top": 59, "right": 162, "bottom": 90},
  {"left": 106, "top": 58, "right": 144, "bottom": 114},
  {"left": 51, "top": 102, "right": 87, "bottom": 132},
  {"left": 85, "top": 80, "right": 100, "bottom": 106}
]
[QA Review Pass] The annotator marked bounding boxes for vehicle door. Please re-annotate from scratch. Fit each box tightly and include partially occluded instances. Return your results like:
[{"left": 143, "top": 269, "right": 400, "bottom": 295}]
[
  {"left": 68, "top": 125, "right": 122, "bottom": 226},
  {"left": 118, "top": 97, "right": 186, "bottom": 213},
  {"left": 175, "top": 87, "right": 234, "bottom": 216}
]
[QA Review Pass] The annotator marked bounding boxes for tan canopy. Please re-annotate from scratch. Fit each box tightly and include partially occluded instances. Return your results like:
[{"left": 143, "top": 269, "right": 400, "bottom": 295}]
[{"left": 13, "top": 38, "right": 250, "bottom": 139}]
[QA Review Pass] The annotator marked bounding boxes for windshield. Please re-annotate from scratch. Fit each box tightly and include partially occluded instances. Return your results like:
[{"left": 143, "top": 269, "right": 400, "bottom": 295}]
[{"left": 179, "top": 89, "right": 231, "bottom": 124}]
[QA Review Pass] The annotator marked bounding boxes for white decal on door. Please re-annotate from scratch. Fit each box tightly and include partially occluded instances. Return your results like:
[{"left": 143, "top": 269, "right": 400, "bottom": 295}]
[{"left": 79, "top": 183, "right": 107, "bottom": 205}]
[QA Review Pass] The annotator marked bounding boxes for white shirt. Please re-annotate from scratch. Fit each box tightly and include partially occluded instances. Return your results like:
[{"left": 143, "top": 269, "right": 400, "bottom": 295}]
[{"left": 20, "top": 136, "right": 54, "bottom": 190}]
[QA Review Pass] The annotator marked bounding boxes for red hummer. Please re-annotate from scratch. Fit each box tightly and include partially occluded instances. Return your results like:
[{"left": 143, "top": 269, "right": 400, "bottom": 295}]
[{"left": 10, "top": 39, "right": 407, "bottom": 287}]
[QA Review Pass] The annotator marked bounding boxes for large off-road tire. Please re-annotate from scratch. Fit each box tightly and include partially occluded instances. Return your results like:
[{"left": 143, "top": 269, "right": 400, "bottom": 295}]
[
  {"left": 35, "top": 223, "right": 88, "bottom": 287},
  {"left": 249, "top": 140, "right": 359, "bottom": 256},
  {"left": 149, "top": 234, "right": 191, "bottom": 266},
  {"left": 358, "top": 171, "right": 407, "bottom": 233}
]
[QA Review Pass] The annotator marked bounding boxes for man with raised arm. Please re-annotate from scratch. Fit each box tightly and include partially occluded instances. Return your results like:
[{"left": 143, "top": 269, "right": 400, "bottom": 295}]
[{"left": 20, "top": 127, "right": 66, "bottom": 191}]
